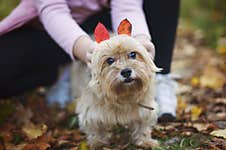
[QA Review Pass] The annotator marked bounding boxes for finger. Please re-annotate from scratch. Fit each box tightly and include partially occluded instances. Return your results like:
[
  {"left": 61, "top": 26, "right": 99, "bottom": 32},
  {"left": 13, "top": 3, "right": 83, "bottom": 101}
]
[
  {"left": 87, "top": 62, "right": 92, "bottom": 68},
  {"left": 86, "top": 52, "right": 92, "bottom": 63},
  {"left": 146, "top": 42, "right": 155, "bottom": 57},
  {"left": 147, "top": 42, "right": 155, "bottom": 52},
  {"left": 88, "top": 43, "right": 97, "bottom": 53},
  {"left": 141, "top": 41, "right": 155, "bottom": 59},
  {"left": 134, "top": 37, "right": 155, "bottom": 59}
]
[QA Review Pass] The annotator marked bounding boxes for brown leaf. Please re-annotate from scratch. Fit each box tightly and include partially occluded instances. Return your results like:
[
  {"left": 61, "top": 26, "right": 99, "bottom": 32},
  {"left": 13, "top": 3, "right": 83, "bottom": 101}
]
[
  {"left": 204, "top": 137, "right": 226, "bottom": 150},
  {"left": 5, "top": 143, "right": 27, "bottom": 150},
  {"left": 22, "top": 143, "right": 50, "bottom": 150}
]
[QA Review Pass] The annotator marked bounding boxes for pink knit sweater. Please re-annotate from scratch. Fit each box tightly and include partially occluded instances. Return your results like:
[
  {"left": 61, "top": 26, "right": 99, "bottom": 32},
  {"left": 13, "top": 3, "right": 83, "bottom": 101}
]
[{"left": 0, "top": 0, "right": 150, "bottom": 59}]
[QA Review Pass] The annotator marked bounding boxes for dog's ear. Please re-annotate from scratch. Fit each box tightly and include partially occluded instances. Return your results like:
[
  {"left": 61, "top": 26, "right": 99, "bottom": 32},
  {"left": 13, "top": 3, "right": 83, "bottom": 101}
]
[
  {"left": 117, "top": 19, "right": 132, "bottom": 36},
  {"left": 94, "top": 22, "right": 110, "bottom": 43}
]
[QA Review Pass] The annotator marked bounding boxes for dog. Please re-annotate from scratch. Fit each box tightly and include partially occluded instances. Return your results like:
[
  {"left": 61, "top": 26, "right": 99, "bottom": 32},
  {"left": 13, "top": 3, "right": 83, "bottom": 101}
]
[{"left": 74, "top": 19, "right": 161, "bottom": 149}]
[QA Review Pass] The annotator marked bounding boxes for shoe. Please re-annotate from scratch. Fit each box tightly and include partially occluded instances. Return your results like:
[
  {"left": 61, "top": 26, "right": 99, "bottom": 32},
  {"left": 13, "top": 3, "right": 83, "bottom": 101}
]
[
  {"left": 46, "top": 65, "right": 71, "bottom": 108},
  {"left": 158, "top": 113, "right": 176, "bottom": 123},
  {"left": 155, "top": 73, "right": 178, "bottom": 122}
]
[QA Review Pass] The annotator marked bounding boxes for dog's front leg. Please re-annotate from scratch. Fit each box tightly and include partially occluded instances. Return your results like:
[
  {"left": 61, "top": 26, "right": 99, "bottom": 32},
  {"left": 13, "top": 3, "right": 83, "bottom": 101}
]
[
  {"left": 81, "top": 122, "right": 111, "bottom": 149},
  {"left": 130, "top": 121, "right": 159, "bottom": 149}
]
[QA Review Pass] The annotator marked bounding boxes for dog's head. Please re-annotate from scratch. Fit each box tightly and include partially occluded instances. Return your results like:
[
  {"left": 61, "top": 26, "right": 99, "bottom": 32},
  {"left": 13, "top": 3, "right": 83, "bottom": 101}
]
[{"left": 89, "top": 19, "right": 161, "bottom": 103}]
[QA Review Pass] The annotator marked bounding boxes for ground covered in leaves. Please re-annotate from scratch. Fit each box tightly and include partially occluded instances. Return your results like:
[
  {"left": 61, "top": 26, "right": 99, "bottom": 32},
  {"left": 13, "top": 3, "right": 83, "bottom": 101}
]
[{"left": 0, "top": 24, "right": 226, "bottom": 150}]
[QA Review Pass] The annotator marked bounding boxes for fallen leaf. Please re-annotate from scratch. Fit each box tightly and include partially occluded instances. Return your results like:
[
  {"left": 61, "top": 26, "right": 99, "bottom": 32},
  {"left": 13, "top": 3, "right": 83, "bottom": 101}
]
[
  {"left": 215, "top": 98, "right": 226, "bottom": 104},
  {"left": 22, "top": 123, "right": 47, "bottom": 140},
  {"left": 70, "top": 147, "right": 79, "bottom": 150},
  {"left": 217, "top": 37, "right": 226, "bottom": 54},
  {"left": 193, "top": 123, "right": 219, "bottom": 133},
  {"left": 204, "top": 137, "right": 226, "bottom": 150},
  {"left": 207, "top": 112, "right": 226, "bottom": 121},
  {"left": 192, "top": 123, "right": 209, "bottom": 132},
  {"left": 200, "top": 65, "right": 225, "bottom": 90},
  {"left": 67, "top": 100, "right": 77, "bottom": 114},
  {"left": 191, "top": 105, "right": 203, "bottom": 121},
  {"left": 191, "top": 77, "right": 200, "bottom": 86},
  {"left": 35, "top": 133, "right": 54, "bottom": 145},
  {"left": 177, "top": 96, "right": 188, "bottom": 114},
  {"left": 5, "top": 143, "right": 27, "bottom": 150},
  {"left": 71, "top": 130, "right": 84, "bottom": 141},
  {"left": 78, "top": 141, "right": 89, "bottom": 150},
  {"left": 22, "top": 143, "right": 50, "bottom": 150},
  {"left": 210, "top": 129, "right": 226, "bottom": 139}
]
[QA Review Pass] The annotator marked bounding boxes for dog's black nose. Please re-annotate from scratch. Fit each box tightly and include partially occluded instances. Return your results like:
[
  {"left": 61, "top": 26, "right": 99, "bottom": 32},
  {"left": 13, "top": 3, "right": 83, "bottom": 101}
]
[{"left": 120, "top": 68, "right": 132, "bottom": 78}]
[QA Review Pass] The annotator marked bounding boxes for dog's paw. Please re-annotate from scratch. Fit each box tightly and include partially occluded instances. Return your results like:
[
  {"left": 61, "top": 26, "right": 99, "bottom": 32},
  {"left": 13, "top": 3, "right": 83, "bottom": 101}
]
[
  {"left": 89, "top": 143, "right": 102, "bottom": 150},
  {"left": 135, "top": 138, "right": 159, "bottom": 149},
  {"left": 88, "top": 140, "right": 104, "bottom": 150},
  {"left": 87, "top": 134, "right": 110, "bottom": 150}
]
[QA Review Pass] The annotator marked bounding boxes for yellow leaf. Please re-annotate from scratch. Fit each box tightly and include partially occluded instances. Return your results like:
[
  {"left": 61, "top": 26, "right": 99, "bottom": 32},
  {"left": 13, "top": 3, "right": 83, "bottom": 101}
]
[
  {"left": 217, "top": 37, "right": 226, "bottom": 54},
  {"left": 200, "top": 65, "right": 225, "bottom": 90},
  {"left": 78, "top": 141, "right": 89, "bottom": 150},
  {"left": 191, "top": 105, "right": 202, "bottom": 121},
  {"left": 22, "top": 123, "right": 47, "bottom": 140},
  {"left": 66, "top": 100, "right": 77, "bottom": 113},
  {"left": 210, "top": 129, "right": 226, "bottom": 139},
  {"left": 177, "top": 97, "right": 188, "bottom": 111},
  {"left": 191, "top": 77, "right": 200, "bottom": 86},
  {"left": 177, "top": 97, "right": 189, "bottom": 116}
]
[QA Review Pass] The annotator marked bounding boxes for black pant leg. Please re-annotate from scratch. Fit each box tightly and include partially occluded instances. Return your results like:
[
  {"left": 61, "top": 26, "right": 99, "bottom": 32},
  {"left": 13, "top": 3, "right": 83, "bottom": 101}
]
[
  {"left": 143, "top": 0, "right": 180, "bottom": 74},
  {"left": 0, "top": 27, "right": 70, "bottom": 98}
]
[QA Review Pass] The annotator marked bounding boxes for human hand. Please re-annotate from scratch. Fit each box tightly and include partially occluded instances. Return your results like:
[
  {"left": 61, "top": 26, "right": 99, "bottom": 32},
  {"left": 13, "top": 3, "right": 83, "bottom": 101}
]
[
  {"left": 73, "top": 35, "right": 96, "bottom": 67},
  {"left": 134, "top": 34, "right": 155, "bottom": 60}
]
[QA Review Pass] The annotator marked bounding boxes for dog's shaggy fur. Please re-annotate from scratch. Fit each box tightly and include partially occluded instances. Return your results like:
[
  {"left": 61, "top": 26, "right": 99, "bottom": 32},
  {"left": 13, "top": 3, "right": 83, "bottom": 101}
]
[{"left": 74, "top": 35, "right": 161, "bottom": 149}]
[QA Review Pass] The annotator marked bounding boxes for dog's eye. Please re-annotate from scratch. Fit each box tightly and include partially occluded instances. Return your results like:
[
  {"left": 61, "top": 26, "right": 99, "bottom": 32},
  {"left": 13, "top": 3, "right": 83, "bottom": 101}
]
[
  {"left": 128, "top": 52, "right": 136, "bottom": 59},
  {"left": 106, "top": 57, "right": 115, "bottom": 65}
]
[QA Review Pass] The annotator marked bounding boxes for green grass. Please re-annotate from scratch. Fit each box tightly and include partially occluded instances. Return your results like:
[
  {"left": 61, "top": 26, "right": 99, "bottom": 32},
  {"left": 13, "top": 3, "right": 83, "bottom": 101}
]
[
  {"left": 154, "top": 134, "right": 211, "bottom": 150},
  {"left": 180, "top": 0, "right": 226, "bottom": 47},
  {"left": 0, "top": 0, "right": 19, "bottom": 20}
]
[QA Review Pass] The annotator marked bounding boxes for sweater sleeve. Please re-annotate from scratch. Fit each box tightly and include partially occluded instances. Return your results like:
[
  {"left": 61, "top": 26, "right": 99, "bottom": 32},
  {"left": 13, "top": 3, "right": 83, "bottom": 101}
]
[
  {"left": 110, "top": 0, "right": 151, "bottom": 40},
  {"left": 34, "top": 0, "right": 88, "bottom": 59}
]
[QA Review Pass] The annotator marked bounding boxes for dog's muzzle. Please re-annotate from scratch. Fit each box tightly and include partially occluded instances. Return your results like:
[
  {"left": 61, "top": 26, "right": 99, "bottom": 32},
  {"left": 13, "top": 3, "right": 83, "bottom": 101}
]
[{"left": 120, "top": 68, "right": 134, "bottom": 83}]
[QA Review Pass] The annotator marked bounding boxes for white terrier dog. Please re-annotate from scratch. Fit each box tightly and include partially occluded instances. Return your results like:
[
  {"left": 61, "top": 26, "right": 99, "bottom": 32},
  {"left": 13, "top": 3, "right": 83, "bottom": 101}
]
[{"left": 74, "top": 19, "right": 161, "bottom": 149}]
